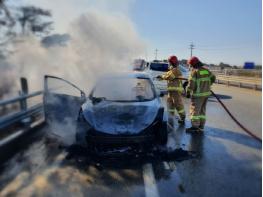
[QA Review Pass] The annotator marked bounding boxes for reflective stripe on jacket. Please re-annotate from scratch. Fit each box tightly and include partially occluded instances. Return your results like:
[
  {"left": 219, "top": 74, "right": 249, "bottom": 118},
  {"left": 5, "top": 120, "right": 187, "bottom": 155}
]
[
  {"left": 161, "top": 67, "right": 184, "bottom": 92},
  {"left": 187, "top": 67, "right": 216, "bottom": 97}
]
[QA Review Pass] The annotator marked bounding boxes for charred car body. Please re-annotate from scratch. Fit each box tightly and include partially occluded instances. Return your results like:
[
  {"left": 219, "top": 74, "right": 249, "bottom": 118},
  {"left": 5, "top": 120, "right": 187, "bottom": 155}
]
[{"left": 44, "top": 72, "right": 168, "bottom": 149}]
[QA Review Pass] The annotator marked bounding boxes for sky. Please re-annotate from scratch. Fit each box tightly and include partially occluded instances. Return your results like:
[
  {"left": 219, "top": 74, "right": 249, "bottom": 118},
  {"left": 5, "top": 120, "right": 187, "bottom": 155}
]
[
  {"left": 12, "top": 0, "right": 262, "bottom": 66},
  {"left": 130, "top": 0, "right": 262, "bottom": 66}
]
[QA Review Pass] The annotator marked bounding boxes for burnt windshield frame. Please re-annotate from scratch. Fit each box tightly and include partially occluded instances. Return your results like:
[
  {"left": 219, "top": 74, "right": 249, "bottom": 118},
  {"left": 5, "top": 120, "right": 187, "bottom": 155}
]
[{"left": 89, "top": 77, "right": 157, "bottom": 102}]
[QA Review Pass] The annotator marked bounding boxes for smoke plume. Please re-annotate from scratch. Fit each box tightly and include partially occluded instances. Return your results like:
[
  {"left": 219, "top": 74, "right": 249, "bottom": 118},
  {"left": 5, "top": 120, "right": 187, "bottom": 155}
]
[{"left": 7, "top": 9, "right": 145, "bottom": 92}]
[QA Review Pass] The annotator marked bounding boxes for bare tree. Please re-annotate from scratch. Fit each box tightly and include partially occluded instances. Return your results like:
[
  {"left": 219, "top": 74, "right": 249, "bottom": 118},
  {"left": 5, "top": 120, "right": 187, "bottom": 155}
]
[
  {"left": 0, "top": 0, "right": 16, "bottom": 57},
  {"left": 0, "top": 0, "right": 15, "bottom": 26},
  {"left": 18, "top": 6, "right": 53, "bottom": 36}
]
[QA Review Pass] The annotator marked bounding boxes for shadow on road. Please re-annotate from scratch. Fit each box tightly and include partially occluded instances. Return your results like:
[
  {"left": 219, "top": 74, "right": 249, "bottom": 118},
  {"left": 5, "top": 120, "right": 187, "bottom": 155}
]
[
  {"left": 161, "top": 123, "right": 262, "bottom": 197},
  {"left": 205, "top": 126, "right": 261, "bottom": 150}
]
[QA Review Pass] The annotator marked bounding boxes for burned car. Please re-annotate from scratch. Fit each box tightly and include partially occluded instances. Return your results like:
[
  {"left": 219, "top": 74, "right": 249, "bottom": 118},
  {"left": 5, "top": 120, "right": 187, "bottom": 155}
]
[{"left": 44, "top": 73, "right": 168, "bottom": 148}]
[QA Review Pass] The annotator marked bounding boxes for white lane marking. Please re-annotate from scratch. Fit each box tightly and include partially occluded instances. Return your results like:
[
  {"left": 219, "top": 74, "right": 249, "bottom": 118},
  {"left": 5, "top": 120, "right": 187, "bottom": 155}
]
[
  {"left": 163, "top": 161, "right": 170, "bottom": 170},
  {"left": 142, "top": 163, "right": 160, "bottom": 197}
]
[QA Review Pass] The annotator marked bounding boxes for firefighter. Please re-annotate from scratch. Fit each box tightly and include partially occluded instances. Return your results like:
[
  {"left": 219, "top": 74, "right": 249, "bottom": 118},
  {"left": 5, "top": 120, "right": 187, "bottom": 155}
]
[
  {"left": 157, "top": 55, "right": 185, "bottom": 125},
  {"left": 186, "top": 56, "right": 216, "bottom": 133}
]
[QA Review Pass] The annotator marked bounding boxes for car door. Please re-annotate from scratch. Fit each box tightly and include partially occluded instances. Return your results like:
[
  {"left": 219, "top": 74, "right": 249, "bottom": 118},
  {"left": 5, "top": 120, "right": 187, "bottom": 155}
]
[{"left": 43, "top": 75, "right": 86, "bottom": 125}]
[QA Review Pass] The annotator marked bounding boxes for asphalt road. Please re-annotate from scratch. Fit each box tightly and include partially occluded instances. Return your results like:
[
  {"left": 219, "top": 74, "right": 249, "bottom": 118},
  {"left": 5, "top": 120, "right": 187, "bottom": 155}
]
[{"left": 0, "top": 84, "right": 261, "bottom": 197}]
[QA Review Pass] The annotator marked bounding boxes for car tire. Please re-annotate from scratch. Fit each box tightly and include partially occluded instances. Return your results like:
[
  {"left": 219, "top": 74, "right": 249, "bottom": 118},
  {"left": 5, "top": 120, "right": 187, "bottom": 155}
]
[{"left": 156, "top": 122, "right": 168, "bottom": 145}]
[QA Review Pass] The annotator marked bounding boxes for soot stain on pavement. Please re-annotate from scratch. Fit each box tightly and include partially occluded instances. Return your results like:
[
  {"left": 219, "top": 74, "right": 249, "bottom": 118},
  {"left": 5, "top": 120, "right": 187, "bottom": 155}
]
[{"left": 63, "top": 144, "right": 198, "bottom": 170}]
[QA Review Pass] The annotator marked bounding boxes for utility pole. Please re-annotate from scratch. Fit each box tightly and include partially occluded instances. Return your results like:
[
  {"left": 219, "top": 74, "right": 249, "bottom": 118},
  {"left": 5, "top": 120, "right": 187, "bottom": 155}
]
[
  {"left": 189, "top": 42, "right": 195, "bottom": 57},
  {"left": 154, "top": 49, "right": 158, "bottom": 60}
]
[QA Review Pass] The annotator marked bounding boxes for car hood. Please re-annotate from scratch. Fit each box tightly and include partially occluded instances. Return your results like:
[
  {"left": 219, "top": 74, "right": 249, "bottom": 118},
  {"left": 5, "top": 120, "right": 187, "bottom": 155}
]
[{"left": 81, "top": 99, "right": 160, "bottom": 135}]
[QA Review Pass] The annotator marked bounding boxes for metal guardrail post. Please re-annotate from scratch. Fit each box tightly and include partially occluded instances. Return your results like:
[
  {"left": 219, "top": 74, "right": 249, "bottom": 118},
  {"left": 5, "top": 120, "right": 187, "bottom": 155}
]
[
  {"left": 19, "top": 77, "right": 28, "bottom": 111},
  {"left": 19, "top": 77, "right": 31, "bottom": 125}
]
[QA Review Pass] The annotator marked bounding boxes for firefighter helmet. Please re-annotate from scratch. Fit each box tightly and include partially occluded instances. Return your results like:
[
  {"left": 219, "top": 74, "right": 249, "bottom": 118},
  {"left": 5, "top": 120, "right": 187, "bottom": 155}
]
[
  {"left": 188, "top": 56, "right": 200, "bottom": 66},
  {"left": 168, "top": 55, "right": 178, "bottom": 65}
]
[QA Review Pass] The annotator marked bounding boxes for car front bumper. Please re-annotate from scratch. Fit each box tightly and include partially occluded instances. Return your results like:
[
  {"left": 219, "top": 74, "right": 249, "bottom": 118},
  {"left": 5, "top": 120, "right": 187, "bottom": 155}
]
[{"left": 86, "top": 133, "right": 155, "bottom": 145}]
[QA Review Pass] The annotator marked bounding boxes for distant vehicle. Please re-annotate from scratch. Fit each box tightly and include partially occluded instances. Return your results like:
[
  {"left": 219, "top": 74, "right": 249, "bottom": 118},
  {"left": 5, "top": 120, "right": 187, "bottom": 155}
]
[
  {"left": 147, "top": 61, "right": 169, "bottom": 92},
  {"left": 133, "top": 59, "right": 146, "bottom": 71},
  {"left": 179, "top": 64, "right": 190, "bottom": 79},
  {"left": 43, "top": 73, "right": 168, "bottom": 149},
  {"left": 178, "top": 65, "right": 190, "bottom": 92},
  {"left": 146, "top": 62, "right": 189, "bottom": 92},
  {"left": 149, "top": 62, "right": 169, "bottom": 72}
]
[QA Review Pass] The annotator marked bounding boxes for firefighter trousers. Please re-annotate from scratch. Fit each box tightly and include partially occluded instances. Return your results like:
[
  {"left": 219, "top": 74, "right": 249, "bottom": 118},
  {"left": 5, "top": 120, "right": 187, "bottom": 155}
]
[
  {"left": 167, "top": 91, "right": 185, "bottom": 120},
  {"left": 190, "top": 97, "right": 208, "bottom": 128}
]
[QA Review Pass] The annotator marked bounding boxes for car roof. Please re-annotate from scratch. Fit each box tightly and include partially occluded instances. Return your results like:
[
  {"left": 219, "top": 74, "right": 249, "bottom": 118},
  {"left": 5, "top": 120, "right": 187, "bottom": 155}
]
[{"left": 149, "top": 61, "right": 168, "bottom": 64}]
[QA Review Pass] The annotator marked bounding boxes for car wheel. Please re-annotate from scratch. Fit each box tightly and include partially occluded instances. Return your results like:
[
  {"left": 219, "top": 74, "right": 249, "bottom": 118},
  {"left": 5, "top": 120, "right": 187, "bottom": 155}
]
[{"left": 156, "top": 122, "right": 168, "bottom": 145}]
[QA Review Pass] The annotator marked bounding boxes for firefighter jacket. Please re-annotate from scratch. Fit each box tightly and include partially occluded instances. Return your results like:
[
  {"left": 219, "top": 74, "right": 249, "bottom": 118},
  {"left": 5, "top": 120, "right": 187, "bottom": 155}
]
[
  {"left": 161, "top": 67, "right": 184, "bottom": 92},
  {"left": 186, "top": 67, "right": 216, "bottom": 97}
]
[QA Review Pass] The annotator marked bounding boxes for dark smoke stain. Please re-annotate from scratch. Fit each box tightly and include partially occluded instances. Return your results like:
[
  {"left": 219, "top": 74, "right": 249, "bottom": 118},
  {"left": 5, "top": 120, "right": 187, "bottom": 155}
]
[{"left": 63, "top": 144, "right": 197, "bottom": 170}]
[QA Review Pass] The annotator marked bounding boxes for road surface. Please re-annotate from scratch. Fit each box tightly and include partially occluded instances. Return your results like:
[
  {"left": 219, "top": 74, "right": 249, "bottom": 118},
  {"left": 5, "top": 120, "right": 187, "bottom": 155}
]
[{"left": 0, "top": 84, "right": 261, "bottom": 197}]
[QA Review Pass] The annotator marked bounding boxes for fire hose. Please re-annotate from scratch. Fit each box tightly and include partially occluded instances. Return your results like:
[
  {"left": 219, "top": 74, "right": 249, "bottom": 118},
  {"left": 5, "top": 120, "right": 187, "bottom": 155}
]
[
  {"left": 156, "top": 76, "right": 262, "bottom": 143},
  {"left": 210, "top": 90, "right": 262, "bottom": 143}
]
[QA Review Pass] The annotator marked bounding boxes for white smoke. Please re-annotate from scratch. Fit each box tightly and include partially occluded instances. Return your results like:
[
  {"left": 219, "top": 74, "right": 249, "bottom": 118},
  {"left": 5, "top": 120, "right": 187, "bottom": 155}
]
[
  {"left": 0, "top": 62, "right": 17, "bottom": 98},
  {"left": 2, "top": 8, "right": 145, "bottom": 143},
  {"left": 7, "top": 9, "right": 145, "bottom": 92}
]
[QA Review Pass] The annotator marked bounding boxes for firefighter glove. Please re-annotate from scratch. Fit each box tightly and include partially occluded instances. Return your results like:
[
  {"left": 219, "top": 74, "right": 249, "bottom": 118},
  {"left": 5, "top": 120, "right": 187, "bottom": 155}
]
[{"left": 156, "top": 75, "right": 162, "bottom": 80}]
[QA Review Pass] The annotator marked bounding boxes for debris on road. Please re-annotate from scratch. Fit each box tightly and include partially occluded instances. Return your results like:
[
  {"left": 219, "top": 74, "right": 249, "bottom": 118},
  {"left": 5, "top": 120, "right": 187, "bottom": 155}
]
[{"left": 63, "top": 144, "right": 197, "bottom": 170}]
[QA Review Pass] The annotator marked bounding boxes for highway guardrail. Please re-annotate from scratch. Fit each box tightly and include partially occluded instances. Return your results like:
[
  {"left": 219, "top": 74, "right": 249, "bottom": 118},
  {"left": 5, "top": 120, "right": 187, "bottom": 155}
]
[
  {"left": 215, "top": 74, "right": 262, "bottom": 90},
  {"left": 0, "top": 78, "right": 44, "bottom": 139}
]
